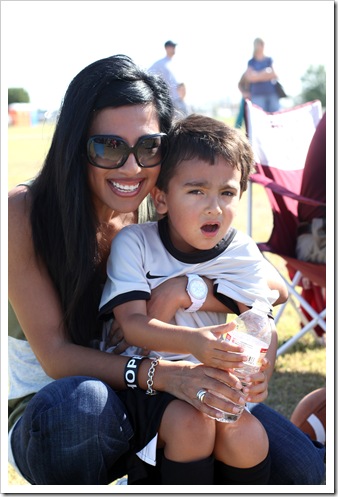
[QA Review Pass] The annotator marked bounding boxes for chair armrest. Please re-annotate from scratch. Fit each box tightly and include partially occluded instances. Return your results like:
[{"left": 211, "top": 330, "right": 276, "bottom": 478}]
[{"left": 250, "top": 172, "right": 326, "bottom": 207}]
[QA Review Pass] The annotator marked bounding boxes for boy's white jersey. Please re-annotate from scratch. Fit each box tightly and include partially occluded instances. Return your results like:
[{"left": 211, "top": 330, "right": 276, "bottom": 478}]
[{"left": 99, "top": 218, "right": 277, "bottom": 361}]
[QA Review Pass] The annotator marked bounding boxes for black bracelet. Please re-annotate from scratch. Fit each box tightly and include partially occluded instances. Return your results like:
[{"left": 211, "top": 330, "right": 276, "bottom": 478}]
[{"left": 124, "top": 356, "right": 147, "bottom": 390}]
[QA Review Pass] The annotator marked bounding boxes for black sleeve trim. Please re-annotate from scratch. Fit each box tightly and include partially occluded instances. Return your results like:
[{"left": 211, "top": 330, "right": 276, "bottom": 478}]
[
  {"left": 213, "top": 284, "right": 274, "bottom": 319},
  {"left": 98, "top": 291, "right": 150, "bottom": 320},
  {"left": 213, "top": 285, "right": 240, "bottom": 315}
]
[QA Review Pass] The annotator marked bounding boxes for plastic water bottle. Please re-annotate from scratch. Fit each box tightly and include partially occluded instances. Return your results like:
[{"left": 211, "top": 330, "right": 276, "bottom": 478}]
[
  {"left": 213, "top": 300, "right": 272, "bottom": 423},
  {"left": 208, "top": 387, "right": 246, "bottom": 424},
  {"left": 225, "top": 300, "right": 272, "bottom": 385}
]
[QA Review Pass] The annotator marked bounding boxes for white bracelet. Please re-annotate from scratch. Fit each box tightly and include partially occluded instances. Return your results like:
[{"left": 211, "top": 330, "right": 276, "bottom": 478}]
[{"left": 146, "top": 357, "right": 161, "bottom": 396}]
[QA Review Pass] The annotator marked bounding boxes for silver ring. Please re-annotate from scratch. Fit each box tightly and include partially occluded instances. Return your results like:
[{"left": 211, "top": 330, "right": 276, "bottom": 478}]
[{"left": 196, "top": 389, "right": 207, "bottom": 403}]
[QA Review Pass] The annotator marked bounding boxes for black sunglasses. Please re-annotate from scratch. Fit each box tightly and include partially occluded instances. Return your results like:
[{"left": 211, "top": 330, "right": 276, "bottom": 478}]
[{"left": 87, "top": 133, "right": 168, "bottom": 169}]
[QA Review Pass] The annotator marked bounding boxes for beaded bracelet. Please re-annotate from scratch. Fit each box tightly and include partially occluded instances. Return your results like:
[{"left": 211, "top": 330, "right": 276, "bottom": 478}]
[
  {"left": 124, "top": 356, "right": 147, "bottom": 390},
  {"left": 146, "top": 357, "right": 162, "bottom": 396}
]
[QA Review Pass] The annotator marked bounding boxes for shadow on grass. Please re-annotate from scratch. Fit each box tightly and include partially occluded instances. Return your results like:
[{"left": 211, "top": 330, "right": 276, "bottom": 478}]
[
  {"left": 277, "top": 339, "right": 326, "bottom": 355},
  {"left": 266, "top": 370, "right": 326, "bottom": 419}
]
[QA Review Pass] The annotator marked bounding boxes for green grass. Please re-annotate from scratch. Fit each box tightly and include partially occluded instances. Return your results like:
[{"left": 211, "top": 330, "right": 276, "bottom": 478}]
[
  {"left": 7, "top": 122, "right": 326, "bottom": 485},
  {"left": 8, "top": 123, "right": 55, "bottom": 191}
]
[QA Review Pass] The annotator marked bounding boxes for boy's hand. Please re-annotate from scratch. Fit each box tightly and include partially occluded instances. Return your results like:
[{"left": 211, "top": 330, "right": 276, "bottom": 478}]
[{"left": 190, "top": 321, "right": 248, "bottom": 370}]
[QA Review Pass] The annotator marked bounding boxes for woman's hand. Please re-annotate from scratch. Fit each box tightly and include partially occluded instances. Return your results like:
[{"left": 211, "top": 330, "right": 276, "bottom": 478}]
[
  {"left": 108, "top": 320, "right": 130, "bottom": 355},
  {"left": 154, "top": 359, "right": 247, "bottom": 420},
  {"left": 241, "top": 357, "right": 270, "bottom": 403}
]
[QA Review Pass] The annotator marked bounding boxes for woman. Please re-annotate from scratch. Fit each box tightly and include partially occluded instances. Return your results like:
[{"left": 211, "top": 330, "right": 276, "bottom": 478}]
[
  {"left": 8, "top": 55, "right": 325, "bottom": 485},
  {"left": 244, "top": 37, "right": 280, "bottom": 113}
]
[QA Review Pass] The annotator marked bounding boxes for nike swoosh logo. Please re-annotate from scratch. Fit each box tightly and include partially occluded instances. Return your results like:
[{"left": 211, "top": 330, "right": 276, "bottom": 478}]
[{"left": 146, "top": 271, "right": 165, "bottom": 279}]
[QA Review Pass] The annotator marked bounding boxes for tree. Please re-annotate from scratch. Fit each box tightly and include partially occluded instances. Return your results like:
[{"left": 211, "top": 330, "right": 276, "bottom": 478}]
[
  {"left": 8, "top": 88, "right": 30, "bottom": 105},
  {"left": 298, "top": 65, "right": 326, "bottom": 108}
]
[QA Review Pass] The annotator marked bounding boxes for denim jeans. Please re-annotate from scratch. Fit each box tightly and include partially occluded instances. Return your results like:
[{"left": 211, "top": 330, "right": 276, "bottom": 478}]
[
  {"left": 251, "top": 403, "right": 325, "bottom": 484},
  {"left": 251, "top": 94, "right": 280, "bottom": 113},
  {"left": 11, "top": 377, "right": 326, "bottom": 485},
  {"left": 11, "top": 377, "right": 133, "bottom": 485}
]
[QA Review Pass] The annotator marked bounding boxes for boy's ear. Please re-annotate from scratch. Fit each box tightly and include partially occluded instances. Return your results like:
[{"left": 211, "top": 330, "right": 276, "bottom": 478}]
[{"left": 151, "top": 186, "right": 168, "bottom": 215}]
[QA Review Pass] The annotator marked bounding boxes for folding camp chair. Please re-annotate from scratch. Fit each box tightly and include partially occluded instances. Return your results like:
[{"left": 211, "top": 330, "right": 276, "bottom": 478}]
[{"left": 244, "top": 99, "right": 326, "bottom": 356}]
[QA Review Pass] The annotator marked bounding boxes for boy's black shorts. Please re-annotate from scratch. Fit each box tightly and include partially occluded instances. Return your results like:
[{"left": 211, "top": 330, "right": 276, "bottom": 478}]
[{"left": 117, "top": 388, "right": 176, "bottom": 483}]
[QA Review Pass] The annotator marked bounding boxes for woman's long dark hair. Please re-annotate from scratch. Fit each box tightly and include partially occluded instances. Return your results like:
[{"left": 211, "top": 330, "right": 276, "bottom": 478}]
[{"left": 30, "top": 55, "right": 173, "bottom": 345}]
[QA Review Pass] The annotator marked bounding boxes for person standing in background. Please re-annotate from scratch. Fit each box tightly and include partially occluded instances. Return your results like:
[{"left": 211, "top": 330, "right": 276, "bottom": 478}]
[
  {"left": 149, "top": 40, "right": 188, "bottom": 118},
  {"left": 235, "top": 72, "right": 251, "bottom": 128},
  {"left": 244, "top": 38, "right": 280, "bottom": 113}
]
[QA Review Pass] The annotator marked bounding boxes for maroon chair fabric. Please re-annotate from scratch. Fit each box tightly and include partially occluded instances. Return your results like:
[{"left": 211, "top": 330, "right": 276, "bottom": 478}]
[{"left": 244, "top": 100, "right": 326, "bottom": 347}]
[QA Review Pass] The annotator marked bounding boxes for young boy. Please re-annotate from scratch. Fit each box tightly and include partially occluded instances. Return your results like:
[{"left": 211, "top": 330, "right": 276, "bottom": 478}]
[{"left": 99, "top": 114, "right": 281, "bottom": 484}]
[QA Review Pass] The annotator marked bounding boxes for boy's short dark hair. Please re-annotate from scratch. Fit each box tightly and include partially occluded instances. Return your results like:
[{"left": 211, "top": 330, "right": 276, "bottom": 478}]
[{"left": 157, "top": 114, "right": 255, "bottom": 193}]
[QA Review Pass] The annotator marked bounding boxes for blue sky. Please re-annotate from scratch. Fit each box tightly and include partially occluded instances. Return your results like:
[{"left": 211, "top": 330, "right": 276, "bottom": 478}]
[{"left": 2, "top": 0, "right": 333, "bottom": 110}]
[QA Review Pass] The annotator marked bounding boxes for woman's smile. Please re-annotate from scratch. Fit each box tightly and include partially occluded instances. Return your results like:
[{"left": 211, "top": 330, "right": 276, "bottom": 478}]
[{"left": 107, "top": 179, "right": 143, "bottom": 196}]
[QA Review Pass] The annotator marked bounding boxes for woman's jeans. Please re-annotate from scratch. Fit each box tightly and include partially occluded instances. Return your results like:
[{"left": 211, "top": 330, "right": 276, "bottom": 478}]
[
  {"left": 10, "top": 377, "right": 133, "bottom": 485},
  {"left": 10, "top": 377, "right": 325, "bottom": 485},
  {"left": 251, "top": 94, "right": 280, "bottom": 113},
  {"left": 251, "top": 403, "right": 325, "bottom": 485}
]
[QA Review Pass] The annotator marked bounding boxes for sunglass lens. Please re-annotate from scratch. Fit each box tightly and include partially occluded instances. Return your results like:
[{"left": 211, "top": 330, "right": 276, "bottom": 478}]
[
  {"left": 89, "top": 137, "right": 126, "bottom": 167},
  {"left": 137, "top": 135, "right": 165, "bottom": 167}
]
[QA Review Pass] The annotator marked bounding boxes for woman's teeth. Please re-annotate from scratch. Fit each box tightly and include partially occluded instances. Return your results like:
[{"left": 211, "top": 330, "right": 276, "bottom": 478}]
[{"left": 111, "top": 181, "right": 140, "bottom": 192}]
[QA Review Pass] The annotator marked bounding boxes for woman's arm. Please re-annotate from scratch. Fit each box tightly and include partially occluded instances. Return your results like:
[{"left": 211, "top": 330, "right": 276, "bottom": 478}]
[
  {"left": 245, "top": 66, "right": 278, "bottom": 83},
  {"left": 8, "top": 186, "right": 130, "bottom": 388}
]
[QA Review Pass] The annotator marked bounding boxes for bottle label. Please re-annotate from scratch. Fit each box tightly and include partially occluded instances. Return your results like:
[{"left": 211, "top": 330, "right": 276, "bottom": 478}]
[{"left": 224, "top": 331, "right": 268, "bottom": 368}]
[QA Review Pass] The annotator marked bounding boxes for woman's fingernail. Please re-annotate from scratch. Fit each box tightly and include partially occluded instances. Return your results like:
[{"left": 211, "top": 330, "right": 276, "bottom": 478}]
[
  {"left": 215, "top": 411, "right": 225, "bottom": 418},
  {"left": 232, "top": 406, "right": 241, "bottom": 413}
]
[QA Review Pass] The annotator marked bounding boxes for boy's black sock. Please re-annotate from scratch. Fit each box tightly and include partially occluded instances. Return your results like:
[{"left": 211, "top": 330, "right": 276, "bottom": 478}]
[
  {"left": 214, "top": 451, "right": 271, "bottom": 484},
  {"left": 161, "top": 454, "right": 214, "bottom": 484}
]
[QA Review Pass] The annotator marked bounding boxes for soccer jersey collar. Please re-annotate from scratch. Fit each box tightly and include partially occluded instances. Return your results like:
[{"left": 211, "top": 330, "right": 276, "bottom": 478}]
[{"left": 158, "top": 216, "right": 237, "bottom": 264}]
